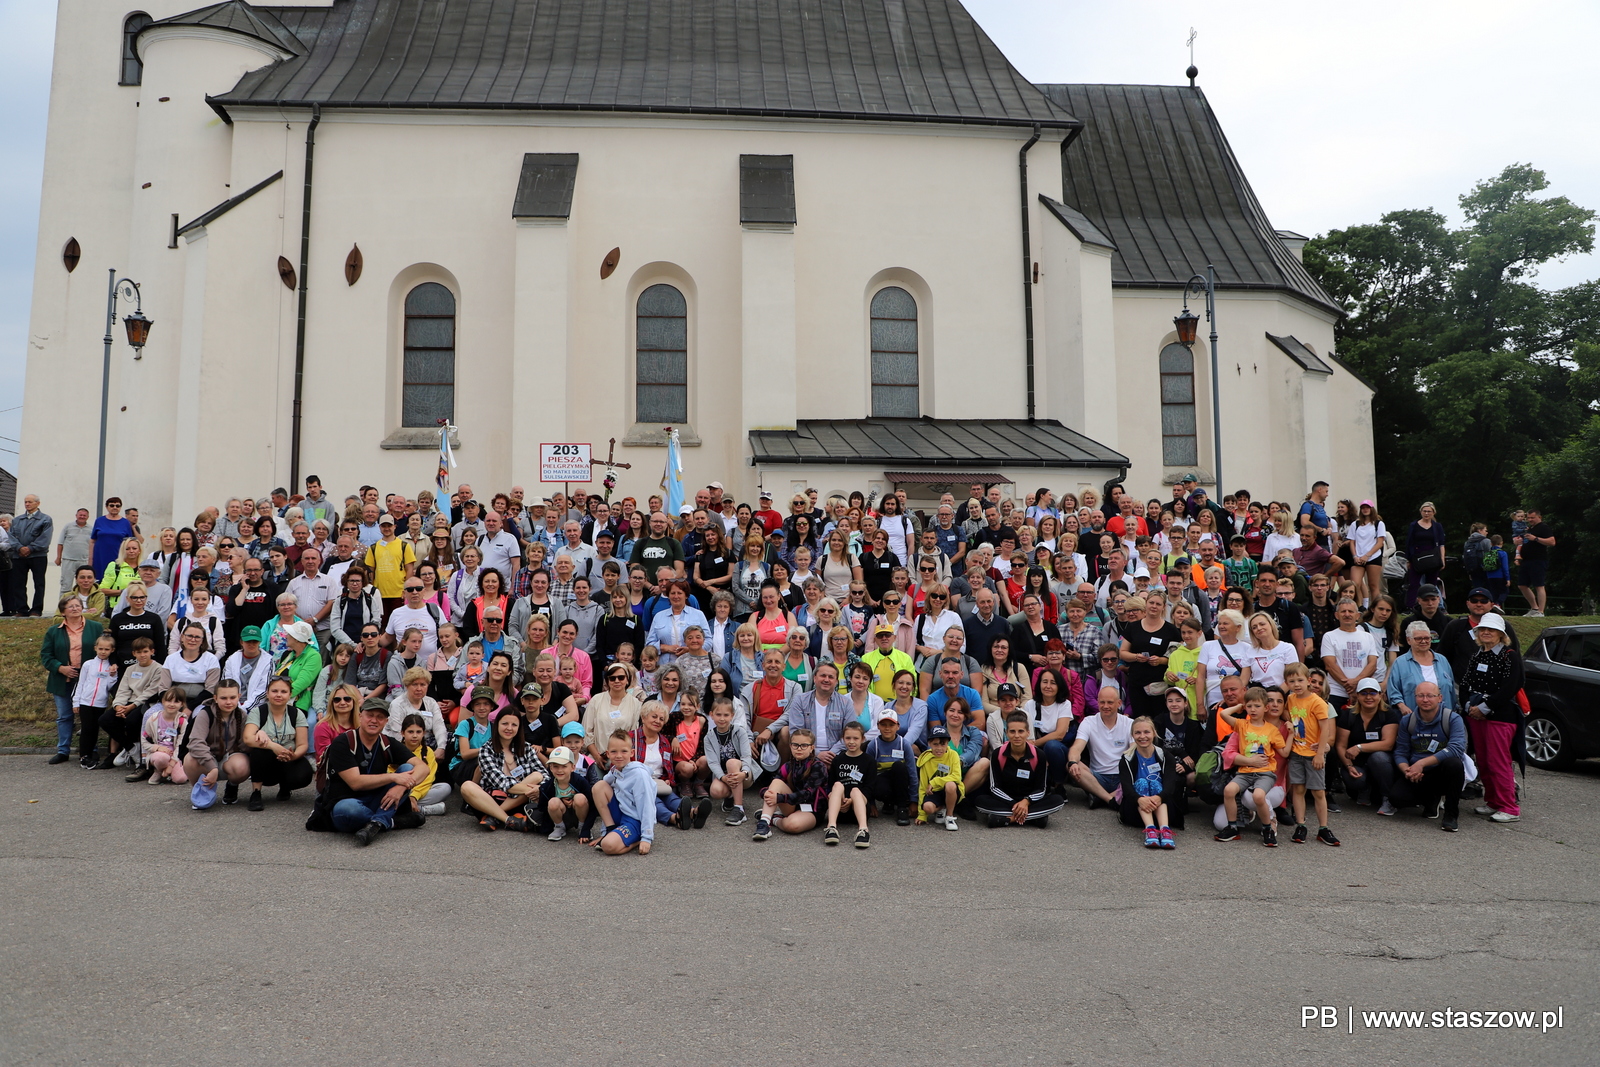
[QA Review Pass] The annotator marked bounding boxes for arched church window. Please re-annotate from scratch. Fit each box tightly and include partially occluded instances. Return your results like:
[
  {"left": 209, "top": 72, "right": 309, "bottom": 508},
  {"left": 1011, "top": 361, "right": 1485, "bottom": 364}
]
[
  {"left": 1159, "top": 342, "right": 1197, "bottom": 466},
  {"left": 402, "top": 283, "right": 455, "bottom": 426},
  {"left": 870, "top": 286, "right": 918, "bottom": 417},
  {"left": 636, "top": 284, "right": 688, "bottom": 423},
  {"left": 121, "top": 13, "right": 152, "bottom": 86}
]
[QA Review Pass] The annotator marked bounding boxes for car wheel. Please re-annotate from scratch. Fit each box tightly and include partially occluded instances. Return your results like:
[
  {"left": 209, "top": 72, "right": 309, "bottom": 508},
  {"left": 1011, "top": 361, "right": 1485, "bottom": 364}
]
[{"left": 1525, "top": 713, "right": 1575, "bottom": 770}]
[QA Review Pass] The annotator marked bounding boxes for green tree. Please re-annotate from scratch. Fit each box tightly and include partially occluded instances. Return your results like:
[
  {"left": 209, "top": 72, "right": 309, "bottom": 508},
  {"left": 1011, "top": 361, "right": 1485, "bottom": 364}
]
[
  {"left": 1303, "top": 164, "right": 1598, "bottom": 602},
  {"left": 1520, "top": 414, "right": 1600, "bottom": 599}
]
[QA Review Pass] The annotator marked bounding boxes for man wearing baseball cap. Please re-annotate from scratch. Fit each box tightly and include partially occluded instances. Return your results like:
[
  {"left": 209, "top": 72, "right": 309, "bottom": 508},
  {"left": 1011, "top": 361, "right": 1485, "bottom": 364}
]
[
  {"left": 860, "top": 623, "right": 915, "bottom": 702},
  {"left": 752, "top": 491, "right": 783, "bottom": 536},
  {"left": 311, "top": 695, "right": 427, "bottom": 845},
  {"left": 117, "top": 560, "right": 172, "bottom": 619},
  {"left": 362, "top": 512, "right": 416, "bottom": 623}
]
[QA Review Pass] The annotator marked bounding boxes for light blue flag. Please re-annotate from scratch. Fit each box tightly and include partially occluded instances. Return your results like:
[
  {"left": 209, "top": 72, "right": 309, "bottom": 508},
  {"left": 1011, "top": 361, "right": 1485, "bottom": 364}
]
[{"left": 662, "top": 427, "right": 685, "bottom": 517}]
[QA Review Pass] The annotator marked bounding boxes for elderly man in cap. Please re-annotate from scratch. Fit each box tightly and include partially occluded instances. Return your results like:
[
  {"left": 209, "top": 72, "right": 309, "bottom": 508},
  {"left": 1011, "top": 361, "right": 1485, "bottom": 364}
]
[
  {"left": 310, "top": 696, "right": 428, "bottom": 844},
  {"left": 117, "top": 560, "right": 172, "bottom": 619},
  {"left": 860, "top": 622, "right": 917, "bottom": 702}
]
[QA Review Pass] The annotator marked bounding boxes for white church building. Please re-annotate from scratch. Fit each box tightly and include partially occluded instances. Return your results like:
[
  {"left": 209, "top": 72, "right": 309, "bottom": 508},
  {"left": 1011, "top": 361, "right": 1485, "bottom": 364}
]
[{"left": 22, "top": 0, "right": 1375, "bottom": 523}]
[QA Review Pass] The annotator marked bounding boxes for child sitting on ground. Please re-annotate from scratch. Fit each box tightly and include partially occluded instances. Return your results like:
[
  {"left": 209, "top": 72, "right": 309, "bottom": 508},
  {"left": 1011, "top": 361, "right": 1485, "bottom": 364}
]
[
  {"left": 1119, "top": 715, "right": 1175, "bottom": 849},
  {"left": 139, "top": 687, "right": 189, "bottom": 785},
  {"left": 1215, "top": 687, "right": 1291, "bottom": 846},
  {"left": 751, "top": 727, "right": 829, "bottom": 840},
  {"left": 591, "top": 729, "right": 655, "bottom": 855},
  {"left": 539, "top": 746, "right": 597, "bottom": 842},
  {"left": 916, "top": 724, "right": 964, "bottom": 830},
  {"left": 400, "top": 712, "right": 452, "bottom": 816},
  {"left": 824, "top": 721, "right": 875, "bottom": 848}
]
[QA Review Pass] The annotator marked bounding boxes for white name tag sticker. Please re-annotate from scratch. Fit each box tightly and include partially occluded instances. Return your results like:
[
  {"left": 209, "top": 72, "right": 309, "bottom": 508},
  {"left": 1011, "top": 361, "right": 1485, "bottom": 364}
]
[
  {"left": 1365, "top": 731, "right": 1380, "bottom": 741},
  {"left": 891, "top": 749, "right": 903, "bottom": 759},
  {"left": 1476, "top": 663, "right": 1489, "bottom": 672},
  {"left": 798, "top": 803, "right": 814, "bottom": 813},
  {"left": 1016, "top": 768, "right": 1031, "bottom": 779}
]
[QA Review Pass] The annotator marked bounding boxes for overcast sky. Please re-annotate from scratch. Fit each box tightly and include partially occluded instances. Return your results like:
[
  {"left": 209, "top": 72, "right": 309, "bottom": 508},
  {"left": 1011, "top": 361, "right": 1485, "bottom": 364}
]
[{"left": 0, "top": 0, "right": 1595, "bottom": 467}]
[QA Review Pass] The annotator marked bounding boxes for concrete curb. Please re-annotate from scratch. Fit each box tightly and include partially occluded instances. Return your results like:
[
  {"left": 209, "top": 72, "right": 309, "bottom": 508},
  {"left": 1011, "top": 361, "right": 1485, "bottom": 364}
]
[{"left": 1, "top": 747, "right": 56, "bottom": 755}]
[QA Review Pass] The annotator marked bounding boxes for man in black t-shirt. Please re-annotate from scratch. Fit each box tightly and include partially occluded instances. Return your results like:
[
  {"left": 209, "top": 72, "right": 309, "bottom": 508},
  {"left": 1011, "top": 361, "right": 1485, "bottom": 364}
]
[
  {"left": 1516, "top": 509, "right": 1556, "bottom": 617},
  {"left": 319, "top": 698, "right": 426, "bottom": 845},
  {"left": 226, "top": 558, "right": 279, "bottom": 655},
  {"left": 1251, "top": 575, "right": 1303, "bottom": 658}
]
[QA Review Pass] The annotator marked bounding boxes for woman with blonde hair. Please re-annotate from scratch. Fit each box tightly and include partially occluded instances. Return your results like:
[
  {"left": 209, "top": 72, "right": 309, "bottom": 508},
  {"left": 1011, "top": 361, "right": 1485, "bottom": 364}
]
[{"left": 100, "top": 537, "right": 143, "bottom": 594}]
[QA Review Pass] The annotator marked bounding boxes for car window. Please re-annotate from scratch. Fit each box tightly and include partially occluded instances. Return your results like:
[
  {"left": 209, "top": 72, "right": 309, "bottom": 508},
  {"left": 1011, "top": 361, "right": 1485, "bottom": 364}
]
[{"left": 1574, "top": 633, "right": 1600, "bottom": 673}]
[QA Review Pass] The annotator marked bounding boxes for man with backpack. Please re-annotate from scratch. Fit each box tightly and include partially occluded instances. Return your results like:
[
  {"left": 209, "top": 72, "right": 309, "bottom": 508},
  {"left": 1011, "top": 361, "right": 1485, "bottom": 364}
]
[
  {"left": 309, "top": 696, "right": 428, "bottom": 845},
  {"left": 383, "top": 577, "right": 441, "bottom": 658},
  {"left": 1387, "top": 681, "right": 1467, "bottom": 832}
]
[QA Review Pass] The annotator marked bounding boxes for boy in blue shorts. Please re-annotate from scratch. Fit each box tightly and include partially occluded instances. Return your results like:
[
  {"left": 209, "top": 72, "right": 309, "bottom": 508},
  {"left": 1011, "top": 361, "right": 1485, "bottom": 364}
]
[{"left": 591, "top": 729, "right": 656, "bottom": 855}]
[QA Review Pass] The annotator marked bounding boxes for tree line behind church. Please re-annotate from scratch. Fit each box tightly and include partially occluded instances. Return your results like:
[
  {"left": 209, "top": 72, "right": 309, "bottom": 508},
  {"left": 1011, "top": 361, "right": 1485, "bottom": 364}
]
[{"left": 1302, "top": 163, "right": 1600, "bottom": 603}]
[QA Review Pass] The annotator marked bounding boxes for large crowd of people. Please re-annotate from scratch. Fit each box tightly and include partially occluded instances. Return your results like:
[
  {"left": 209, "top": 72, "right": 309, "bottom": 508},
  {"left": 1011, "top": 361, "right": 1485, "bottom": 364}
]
[{"left": 27, "top": 472, "right": 1543, "bottom": 851}]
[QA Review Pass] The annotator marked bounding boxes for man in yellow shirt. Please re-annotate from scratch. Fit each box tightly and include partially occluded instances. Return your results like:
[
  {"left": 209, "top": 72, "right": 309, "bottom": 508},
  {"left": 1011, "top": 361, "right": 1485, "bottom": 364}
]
[
  {"left": 859, "top": 625, "right": 915, "bottom": 701},
  {"left": 363, "top": 515, "right": 416, "bottom": 622}
]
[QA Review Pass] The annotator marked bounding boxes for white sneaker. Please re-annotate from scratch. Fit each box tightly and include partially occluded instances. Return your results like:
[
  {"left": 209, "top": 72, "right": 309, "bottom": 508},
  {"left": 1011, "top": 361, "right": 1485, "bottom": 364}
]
[
  {"left": 1377, "top": 800, "right": 1396, "bottom": 816},
  {"left": 1473, "top": 805, "right": 1496, "bottom": 817},
  {"left": 1488, "top": 811, "right": 1520, "bottom": 823},
  {"left": 547, "top": 823, "right": 568, "bottom": 841},
  {"left": 421, "top": 802, "right": 446, "bottom": 816},
  {"left": 943, "top": 815, "right": 958, "bottom": 831},
  {"left": 113, "top": 749, "right": 131, "bottom": 767}
]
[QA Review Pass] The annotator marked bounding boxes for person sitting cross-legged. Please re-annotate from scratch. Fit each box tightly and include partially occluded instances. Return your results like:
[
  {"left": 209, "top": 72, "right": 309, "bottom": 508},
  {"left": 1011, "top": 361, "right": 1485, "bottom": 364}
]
[{"left": 1067, "top": 684, "right": 1133, "bottom": 809}]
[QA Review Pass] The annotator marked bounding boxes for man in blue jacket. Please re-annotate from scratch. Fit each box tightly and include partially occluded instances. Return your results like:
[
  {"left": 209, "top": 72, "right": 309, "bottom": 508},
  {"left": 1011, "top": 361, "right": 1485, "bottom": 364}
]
[{"left": 1388, "top": 682, "right": 1467, "bottom": 832}]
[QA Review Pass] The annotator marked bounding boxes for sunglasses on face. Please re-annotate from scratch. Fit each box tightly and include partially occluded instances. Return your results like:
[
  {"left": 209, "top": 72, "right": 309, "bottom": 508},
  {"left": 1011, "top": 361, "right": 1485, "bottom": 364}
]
[
  {"left": 404, "top": 585, "right": 424, "bottom": 592},
  {"left": 333, "top": 696, "right": 353, "bottom": 704}
]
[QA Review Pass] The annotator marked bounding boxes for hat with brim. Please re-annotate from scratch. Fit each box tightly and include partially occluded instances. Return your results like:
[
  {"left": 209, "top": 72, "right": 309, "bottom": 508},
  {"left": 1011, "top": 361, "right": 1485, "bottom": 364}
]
[{"left": 1476, "top": 612, "right": 1507, "bottom": 634}]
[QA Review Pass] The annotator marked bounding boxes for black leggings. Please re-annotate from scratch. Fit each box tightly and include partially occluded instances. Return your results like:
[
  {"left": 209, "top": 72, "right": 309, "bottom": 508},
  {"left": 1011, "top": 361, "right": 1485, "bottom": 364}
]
[
  {"left": 78, "top": 705, "right": 111, "bottom": 757},
  {"left": 246, "top": 748, "right": 316, "bottom": 791},
  {"left": 98, "top": 704, "right": 141, "bottom": 753},
  {"left": 869, "top": 761, "right": 912, "bottom": 813}
]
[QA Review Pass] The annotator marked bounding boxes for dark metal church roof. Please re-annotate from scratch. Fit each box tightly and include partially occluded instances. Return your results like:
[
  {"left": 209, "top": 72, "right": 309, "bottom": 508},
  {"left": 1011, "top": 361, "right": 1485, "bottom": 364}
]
[
  {"left": 750, "top": 419, "right": 1129, "bottom": 470},
  {"left": 210, "top": 0, "right": 1078, "bottom": 131},
  {"left": 146, "top": 1, "right": 305, "bottom": 56},
  {"left": 1036, "top": 83, "right": 1341, "bottom": 316}
]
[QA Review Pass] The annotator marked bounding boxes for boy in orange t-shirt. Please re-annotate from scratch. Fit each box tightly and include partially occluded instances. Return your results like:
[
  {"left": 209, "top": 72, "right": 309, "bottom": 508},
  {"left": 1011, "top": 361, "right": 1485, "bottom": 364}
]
[{"left": 1284, "top": 662, "right": 1339, "bottom": 846}]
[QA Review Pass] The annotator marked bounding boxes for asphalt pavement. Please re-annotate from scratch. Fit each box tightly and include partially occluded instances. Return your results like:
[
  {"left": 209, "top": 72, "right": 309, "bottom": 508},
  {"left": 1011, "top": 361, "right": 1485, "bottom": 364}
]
[{"left": 2, "top": 756, "right": 1597, "bottom": 1066}]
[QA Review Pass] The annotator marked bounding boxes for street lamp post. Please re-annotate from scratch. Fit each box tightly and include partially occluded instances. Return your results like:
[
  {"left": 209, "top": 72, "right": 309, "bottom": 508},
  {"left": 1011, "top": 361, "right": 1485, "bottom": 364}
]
[
  {"left": 1174, "top": 265, "right": 1221, "bottom": 493},
  {"left": 97, "top": 269, "right": 153, "bottom": 508}
]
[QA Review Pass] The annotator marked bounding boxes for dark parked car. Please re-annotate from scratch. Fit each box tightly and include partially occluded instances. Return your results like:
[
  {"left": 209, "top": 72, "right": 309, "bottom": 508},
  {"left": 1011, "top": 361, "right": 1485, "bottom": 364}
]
[{"left": 1521, "top": 625, "right": 1600, "bottom": 769}]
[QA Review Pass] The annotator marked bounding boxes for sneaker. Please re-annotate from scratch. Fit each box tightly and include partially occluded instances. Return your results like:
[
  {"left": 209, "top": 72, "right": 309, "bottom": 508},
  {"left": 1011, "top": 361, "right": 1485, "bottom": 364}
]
[
  {"left": 943, "top": 815, "right": 958, "bottom": 831},
  {"left": 478, "top": 815, "right": 500, "bottom": 831},
  {"left": 988, "top": 815, "right": 1009, "bottom": 828},
  {"left": 1240, "top": 807, "right": 1257, "bottom": 828},
  {"left": 421, "top": 802, "right": 446, "bottom": 817},
  {"left": 277, "top": 784, "right": 294, "bottom": 802},
  {"left": 1158, "top": 827, "right": 1175, "bottom": 849},
  {"left": 823, "top": 826, "right": 840, "bottom": 846},
  {"left": 1488, "top": 811, "right": 1520, "bottom": 823},
  {"left": 80, "top": 754, "right": 99, "bottom": 770},
  {"left": 113, "top": 749, "right": 131, "bottom": 767},
  {"left": 124, "top": 765, "right": 153, "bottom": 782},
  {"left": 223, "top": 782, "right": 239, "bottom": 805},
  {"left": 721, "top": 796, "right": 734, "bottom": 812},
  {"left": 691, "top": 797, "right": 712, "bottom": 829},
  {"left": 1290, "top": 823, "right": 1307, "bottom": 844},
  {"left": 1326, "top": 802, "right": 1342, "bottom": 814},
  {"left": 1144, "top": 827, "right": 1160, "bottom": 848},
  {"left": 1033, "top": 816, "right": 1049, "bottom": 828},
  {"left": 1087, "top": 795, "right": 1107, "bottom": 810},
  {"left": 895, "top": 807, "right": 911, "bottom": 826},
  {"left": 1214, "top": 823, "right": 1241, "bottom": 842},
  {"left": 503, "top": 813, "right": 531, "bottom": 832},
  {"left": 246, "top": 790, "right": 264, "bottom": 812},
  {"left": 1262, "top": 824, "right": 1278, "bottom": 847},
  {"left": 1527, "top": 610, "right": 1545, "bottom": 618},
  {"left": 547, "top": 823, "right": 568, "bottom": 842},
  {"left": 96, "top": 752, "right": 116, "bottom": 771},
  {"left": 1317, "top": 826, "right": 1341, "bottom": 846},
  {"left": 724, "top": 806, "right": 747, "bottom": 827},
  {"left": 854, "top": 828, "right": 870, "bottom": 849},
  {"left": 1424, "top": 799, "right": 1440, "bottom": 819},
  {"left": 49, "top": 753, "right": 70, "bottom": 765},
  {"left": 1377, "top": 800, "right": 1397, "bottom": 817},
  {"left": 353, "top": 821, "right": 387, "bottom": 847},
  {"left": 1474, "top": 805, "right": 1496, "bottom": 817},
  {"left": 1440, "top": 816, "right": 1460, "bottom": 832},
  {"left": 752, "top": 818, "right": 772, "bottom": 841}
]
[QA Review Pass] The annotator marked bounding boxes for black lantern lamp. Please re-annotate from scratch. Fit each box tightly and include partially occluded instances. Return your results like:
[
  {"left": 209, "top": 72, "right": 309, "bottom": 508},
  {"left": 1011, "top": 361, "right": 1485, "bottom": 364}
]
[{"left": 1173, "top": 306, "right": 1199, "bottom": 348}]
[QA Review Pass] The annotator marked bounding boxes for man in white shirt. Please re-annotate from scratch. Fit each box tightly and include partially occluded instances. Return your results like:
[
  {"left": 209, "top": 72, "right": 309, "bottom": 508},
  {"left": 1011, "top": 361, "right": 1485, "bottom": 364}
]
[
  {"left": 555, "top": 520, "right": 597, "bottom": 576},
  {"left": 383, "top": 577, "right": 441, "bottom": 659},
  {"left": 287, "top": 547, "right": 337, "bottom": 640},
  {"left": 477, "top": 510, "right": 523, "bottom": 582},
  {"left": 1067, "top": 685, "right": 1134, "bottom": 807}
]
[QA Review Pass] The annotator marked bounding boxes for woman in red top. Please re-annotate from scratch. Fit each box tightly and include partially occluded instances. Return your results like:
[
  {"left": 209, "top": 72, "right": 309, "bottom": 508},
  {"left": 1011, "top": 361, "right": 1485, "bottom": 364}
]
[{"left": 460, "top": 568, "right": 509, "bottom": 641}]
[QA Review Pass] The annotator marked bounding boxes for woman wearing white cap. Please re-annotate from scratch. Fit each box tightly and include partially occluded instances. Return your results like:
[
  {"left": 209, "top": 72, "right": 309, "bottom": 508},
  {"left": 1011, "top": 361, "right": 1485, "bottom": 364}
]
[
  {"left": 1460, "top": 613, "right": 1525, "bottom": 822},
  {"left": 1334, "top": 678, "right": 1398, "bottom": 812}
]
